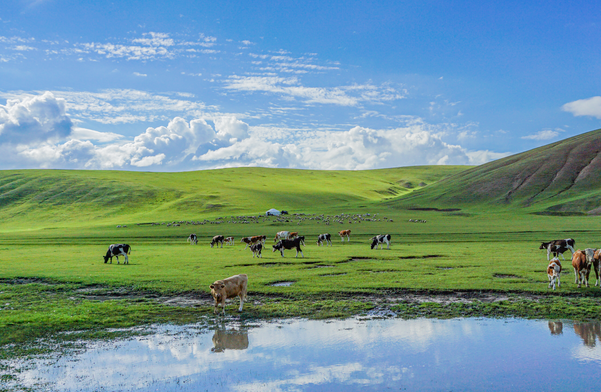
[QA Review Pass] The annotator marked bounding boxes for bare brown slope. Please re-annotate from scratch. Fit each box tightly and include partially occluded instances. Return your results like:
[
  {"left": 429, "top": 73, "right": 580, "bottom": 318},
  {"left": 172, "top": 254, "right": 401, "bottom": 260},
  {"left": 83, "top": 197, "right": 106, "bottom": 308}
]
[{"left": 392, "top": 128, "right": 601, "bottom": 213}]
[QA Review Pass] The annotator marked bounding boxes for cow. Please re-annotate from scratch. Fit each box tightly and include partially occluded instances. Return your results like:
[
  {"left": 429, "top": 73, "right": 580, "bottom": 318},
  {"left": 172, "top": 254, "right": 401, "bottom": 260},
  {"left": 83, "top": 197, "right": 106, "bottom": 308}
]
[
  {"left": 211, "top": 235, "right": 225, "bottom": 248},
  {"left": 241, "top": 235, "right": 264, "bottom": 249},
  {"left": 250, "top": 243, "right": 263, "bottom": 258},
  {"left": 540, "top": 238, "right": 576, "bottom": 261},
  {"left": 273, "top": 236, "right": 305, "bottom": 258},
  {"left": 371, "top": 234, "right": 392, "bottom": 250},
  {"left": 288, "top": 232, "right": 299, "bottom": 240},
  {"left": 338, "top": 229, "right": 351, "bottom": 242},
  {"left": 547, "top": 257, "right": 562, "bottom": 290},
  {"left": 274, "top": 231, "right": 290, "bottom": 242},
  {"left": 572, "top": 250, "right": 592, "bottom": 288},
  {"left": 187, "top": 234, "right": 198, "bottom": 245},
  {"left": 584, "top": 248, "right": 601, "bottom": 287},
  {"left": 317, "top": 233, "right": 332, "bottom": 246},
  {"left": 209, "top": 274, "right": 248, "bottom": 316},
  {"left": 103, "top": 244, "right": 131, "bottom": 264},
  {"left": 224, "top": 236, "right": 235, "bottom": 246}
]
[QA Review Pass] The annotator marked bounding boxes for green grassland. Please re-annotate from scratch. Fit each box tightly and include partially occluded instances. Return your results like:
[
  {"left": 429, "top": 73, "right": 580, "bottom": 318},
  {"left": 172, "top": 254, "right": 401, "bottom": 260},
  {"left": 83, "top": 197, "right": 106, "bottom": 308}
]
[{"left": 2, "top": 166, "right": 601, "bottom": 350}]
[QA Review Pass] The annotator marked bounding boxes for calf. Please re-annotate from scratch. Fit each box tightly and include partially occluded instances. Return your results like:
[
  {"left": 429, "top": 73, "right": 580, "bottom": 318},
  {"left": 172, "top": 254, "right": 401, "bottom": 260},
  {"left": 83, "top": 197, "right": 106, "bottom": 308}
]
[
  {"left": 209, "top": 274, "right": 248, "bottom": 315},
  {"left": 371, "top": 234, "right": 391, "bottom": 250},
  {"left": 211, "top": 235, "right": 225, "bottom": 248},
  {"left": 273, "top": 236, "right": 305, "bottom": 258},
  {"left": 540, "top": 238, "right": 575, "bottom": 261},
  {"left": 187, "top": 234, "right": 198, "bottom": 245},
  {"left": 338, "top": 229, "right": 351, "bottom": 242},
  {"left": 103, "top": 244, "right": 131, "bottom": 264},
  {"left": 317, "top": 233, "right": 332, "bottom": 246},
  {"left": 572, "top": 250, "right": 592, "bottom": 288},
  {"left": 547, "top": 258, "right": 562, "bottom": 290},
  {"left": 224, "top": 236, "right": 235, "bottom": 246},
  {"left": 250, "top": 243, "right": 263, "bottom": 258}
]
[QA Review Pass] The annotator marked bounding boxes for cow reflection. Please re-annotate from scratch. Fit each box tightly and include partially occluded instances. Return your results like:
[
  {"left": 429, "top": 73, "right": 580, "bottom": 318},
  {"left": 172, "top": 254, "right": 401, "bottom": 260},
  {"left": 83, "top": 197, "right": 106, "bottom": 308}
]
[
  {"left": 548, "top": 321, "right": 563, "bottom": 335},
  {"left": 211, "top": 329, "right": 249, "bottom": 353},
  {"left": 573, "top": 322, "right": 601, "bottom": 347}
]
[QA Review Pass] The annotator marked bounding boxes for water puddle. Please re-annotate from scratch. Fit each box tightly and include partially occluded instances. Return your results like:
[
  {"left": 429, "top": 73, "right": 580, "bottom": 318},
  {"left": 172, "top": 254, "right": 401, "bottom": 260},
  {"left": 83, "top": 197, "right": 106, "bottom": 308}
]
[
  {"left": 4, "top": 318, "right": 601, "bottom": 391},
  {"left": 270, "top": 281, "right": 295, "bottom": 286}
]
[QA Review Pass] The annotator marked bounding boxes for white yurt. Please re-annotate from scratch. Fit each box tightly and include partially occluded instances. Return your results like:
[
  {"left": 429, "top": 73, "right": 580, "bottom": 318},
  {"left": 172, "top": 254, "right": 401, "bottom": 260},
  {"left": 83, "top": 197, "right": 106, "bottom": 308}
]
[{"left": 266, "top": 208, "right": 281, "bottom": 216}]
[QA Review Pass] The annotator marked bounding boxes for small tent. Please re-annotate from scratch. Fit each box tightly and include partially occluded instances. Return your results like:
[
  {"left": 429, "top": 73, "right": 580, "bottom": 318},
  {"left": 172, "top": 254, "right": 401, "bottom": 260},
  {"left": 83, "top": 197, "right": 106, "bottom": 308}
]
[{"left": 266, "top": 208, "right": 281, "bottom": 216}]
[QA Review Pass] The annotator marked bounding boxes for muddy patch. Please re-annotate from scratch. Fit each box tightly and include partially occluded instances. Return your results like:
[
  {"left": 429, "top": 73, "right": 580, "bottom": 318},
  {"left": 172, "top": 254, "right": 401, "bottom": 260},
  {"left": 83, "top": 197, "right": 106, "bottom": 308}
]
[
  {"left": 319, "top": 273, "right": 347, "bottom": 277},
  {"left": 493, "top": 274, "right": 521, "bottom": 279},
  {"left": 399, "top": 255, "right": 444, "bottom": 260},
  {"left": 337, "top": 257, "right": 374, "bottom": 264},
  {"left": 306, "top": 265, "right": 335, "bottom": 269}
]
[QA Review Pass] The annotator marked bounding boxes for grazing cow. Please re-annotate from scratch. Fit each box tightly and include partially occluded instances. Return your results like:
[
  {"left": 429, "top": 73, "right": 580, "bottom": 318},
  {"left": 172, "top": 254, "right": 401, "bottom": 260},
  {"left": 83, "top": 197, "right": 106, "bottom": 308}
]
[
  {"left": 187, "top": 234, "right": 198, "bottom": 245},
  {"left": 273, "top": 236, "right": 305, "bottom": 258},
  {"left": 371, "top": 234, "right": 392, "bottom": 250},
  {"left": 572, "top": 250, "right": 592, "bottom": 288},
  {"left": 241, "top": 235, "right": 264, "bottom": 249},
  {"left": 274, "top": 231, "right": 290, "bottom": 242},
  {"left": 209, "top": 274, "right": 248, "bottom": 315},
  {"left": 540, "top": 238, "right": 576, "bottom": 261},
  {"left": 224, "top": 236, "right": 235, "bottom": 246},
  {"left": 250, "top": 243, "right": 263, "bottom": 258},
  {"left": 211, "top": 235, "right": 225, "bottom": 248},
  {"left": 103, "top": 244, "right": 131, "bottom": 264},
  {"left": 317, "top": 233, "right": 332, "bottom": 246},
  {"left": 338, "top": 229, "right": 351, "bottom": 242},
  {"left": 547, "top": 257, "right": 562, "bottom": 290}
]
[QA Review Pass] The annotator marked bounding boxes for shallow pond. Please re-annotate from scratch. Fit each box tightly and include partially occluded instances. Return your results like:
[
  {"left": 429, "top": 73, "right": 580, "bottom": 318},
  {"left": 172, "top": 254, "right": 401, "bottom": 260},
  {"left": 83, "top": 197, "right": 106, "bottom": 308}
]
[{"left": 7, "top": 317, "right": 601, "bottom": 391}]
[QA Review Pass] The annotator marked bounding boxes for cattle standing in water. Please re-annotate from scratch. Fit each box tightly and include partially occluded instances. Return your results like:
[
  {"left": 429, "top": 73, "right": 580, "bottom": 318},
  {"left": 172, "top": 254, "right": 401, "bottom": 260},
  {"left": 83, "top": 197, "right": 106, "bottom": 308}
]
[
  {"left": 338, "top": 229, "right": 351, "bottom": 242},
  {"left": 187, "top": 234, "right": 198, "bottom": 245},
  {"left": 547, "top": 258, "right": 562, "bottom": 290},
  {"left": 317, "top": 233, "right": 332, "bottom": 246},
  {"left": 103, "top": 244, "right": 131, "bottom": 264},
  {"left": 209, "top": 274, "right": 248, "bottom": 315},
  {"left": 250, "top": 243, "right": 263, "bottom": 258},
  {"left": 540, "top": 239, "right": 575, "bottom": 261},
  {"left": 371, "top": 234, "right": 392, "bottom": 250},
  {"left": 211, "top": 235, "right": 225, "bottom": 248},
  {"left": 273, "top": 236, "right": 305, "bottom": 258}
]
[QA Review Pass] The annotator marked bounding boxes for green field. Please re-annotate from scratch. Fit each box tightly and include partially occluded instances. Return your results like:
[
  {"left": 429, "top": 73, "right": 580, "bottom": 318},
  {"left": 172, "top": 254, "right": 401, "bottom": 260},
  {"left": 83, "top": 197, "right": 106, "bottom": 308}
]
[{"left": 1, "top": 166, "right": 601, "bottom": 351}]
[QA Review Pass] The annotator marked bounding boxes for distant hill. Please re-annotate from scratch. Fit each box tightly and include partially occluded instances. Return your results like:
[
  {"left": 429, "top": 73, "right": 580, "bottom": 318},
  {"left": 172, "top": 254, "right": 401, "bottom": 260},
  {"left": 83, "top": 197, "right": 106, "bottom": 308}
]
[
  {"left": 392, "top": 128, "right": 601, "bottom": 215},
  {"left": 0, "top": 166, "right": 466, "bottom": 229}
]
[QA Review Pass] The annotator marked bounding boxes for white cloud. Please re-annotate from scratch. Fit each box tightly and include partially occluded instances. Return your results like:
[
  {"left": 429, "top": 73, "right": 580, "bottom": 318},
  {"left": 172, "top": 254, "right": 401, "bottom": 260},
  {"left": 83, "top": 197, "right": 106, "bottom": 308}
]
[
  {"left": 133, "top": 72, "right": 147, "bottom": 77},
  {"left": 562, "top": 96, "right": 601, "bottom": 119},
  {"left": 0, "top": 91, "right": 74, "bottom": 145},
  {"left": 521, "top": 129, "right": 559, "bottom": 140}
]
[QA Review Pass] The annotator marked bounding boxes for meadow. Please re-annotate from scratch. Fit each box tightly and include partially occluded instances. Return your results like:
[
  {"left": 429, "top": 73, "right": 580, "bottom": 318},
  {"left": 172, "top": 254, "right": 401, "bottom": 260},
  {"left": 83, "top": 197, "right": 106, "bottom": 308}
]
[{"left": 1, "top": 167, "right": 601, "bottom": 350}]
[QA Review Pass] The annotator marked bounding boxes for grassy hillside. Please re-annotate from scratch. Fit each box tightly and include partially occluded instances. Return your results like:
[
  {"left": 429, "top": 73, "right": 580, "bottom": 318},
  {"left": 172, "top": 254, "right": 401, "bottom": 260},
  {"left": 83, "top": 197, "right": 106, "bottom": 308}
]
[
  {"left": 0, "top": 166, "right": 466, "bottom": 230},
  {"left": 389, "top": 128, "right": 601, "bottom": 214}
]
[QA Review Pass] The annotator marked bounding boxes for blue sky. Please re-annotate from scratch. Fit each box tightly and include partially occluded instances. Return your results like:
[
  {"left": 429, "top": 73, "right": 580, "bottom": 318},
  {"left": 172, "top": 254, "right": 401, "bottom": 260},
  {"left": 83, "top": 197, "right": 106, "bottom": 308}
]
[{"left": 1, "top": 0, "right": 600, "bottom": 171}]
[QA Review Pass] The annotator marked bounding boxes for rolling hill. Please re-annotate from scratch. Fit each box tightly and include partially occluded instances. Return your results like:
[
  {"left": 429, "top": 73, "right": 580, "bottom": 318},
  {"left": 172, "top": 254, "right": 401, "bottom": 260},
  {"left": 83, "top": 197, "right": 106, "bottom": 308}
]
[
  {"left": 391, "top": 128, "right": 601, "bottom": 214},
  {"left": 0, "top": 166, "right": 466, "bottom": 230}
]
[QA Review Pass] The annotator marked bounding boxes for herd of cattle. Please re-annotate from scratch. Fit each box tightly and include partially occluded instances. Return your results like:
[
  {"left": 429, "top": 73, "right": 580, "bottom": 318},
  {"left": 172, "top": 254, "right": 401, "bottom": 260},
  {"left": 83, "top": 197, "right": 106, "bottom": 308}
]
[
  {"left": 541, "top": 238, "right": 601, "bottom": 290},
  {"left": 103, "top": 232, "right": 601, "bottom": 315}
]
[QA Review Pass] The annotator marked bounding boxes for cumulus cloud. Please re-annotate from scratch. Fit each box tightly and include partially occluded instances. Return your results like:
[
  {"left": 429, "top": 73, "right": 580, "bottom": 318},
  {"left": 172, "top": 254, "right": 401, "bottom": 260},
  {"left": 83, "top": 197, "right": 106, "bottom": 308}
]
[
  {"left": 0, "top": 91, "right": 74, "bottom": 145},
  {"left": 0, "top": 94, "right": 504, "bottom": 171},
  {"left": 562, "top": 96, "right": 601, "bottom": 119}
]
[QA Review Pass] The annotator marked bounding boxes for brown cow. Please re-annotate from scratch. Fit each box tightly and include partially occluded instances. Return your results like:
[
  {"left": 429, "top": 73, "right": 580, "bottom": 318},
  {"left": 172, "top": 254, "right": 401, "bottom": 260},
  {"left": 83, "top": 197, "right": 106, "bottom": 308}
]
[
  {"left": 224, "top": 236, "right": 235, "bottom": 246},
  {"left": 572, "top": 250, "right": 592, "bottom": 288},
  {"left": 240, "top": 235, "right": 264, "bottom": 249},
  {"left": 209, "top": 274, "right": 248, "bottom": 315},
  {"left": 547, "top": 257, "right": 561, "bottom": 290},
  {"left": 338, "top": 229, "right": 351, "bottom": 242}
]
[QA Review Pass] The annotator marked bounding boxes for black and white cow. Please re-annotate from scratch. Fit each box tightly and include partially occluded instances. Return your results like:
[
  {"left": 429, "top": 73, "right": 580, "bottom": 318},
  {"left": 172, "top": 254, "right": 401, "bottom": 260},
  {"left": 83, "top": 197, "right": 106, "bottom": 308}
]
[
  {"left": 211, "top": 235, "right": 225, "bottom": 248},
  {"left": 250, "top": 243, "right": 263, "bottom": 258},
  {"left": 273, "top": 236, "right": 305, "bottom": 258},
  {"left": 539, "top": 238, "right": 575, "bottom": 261},
  {"left": 317, "top": 233, "right": 332, "bottom": 246},
  {"left": 370, "top": 234, "right": 391, "bottom": 250},
  {"left": 187, "top": 234, "right": 198, "bottom": 245},
  {"left": 103, "top": 244, "right": 131, "bottom": 264}
]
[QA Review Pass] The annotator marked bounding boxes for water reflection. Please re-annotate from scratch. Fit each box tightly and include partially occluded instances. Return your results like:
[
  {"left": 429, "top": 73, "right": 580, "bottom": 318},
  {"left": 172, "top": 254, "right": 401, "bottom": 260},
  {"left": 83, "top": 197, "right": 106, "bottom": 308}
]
[
  {"left": 7, "top": 318, "right": 601, "bottom": 391},
  {"left": 211, "top": 327, "right": 249, "bottom": 353}
]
